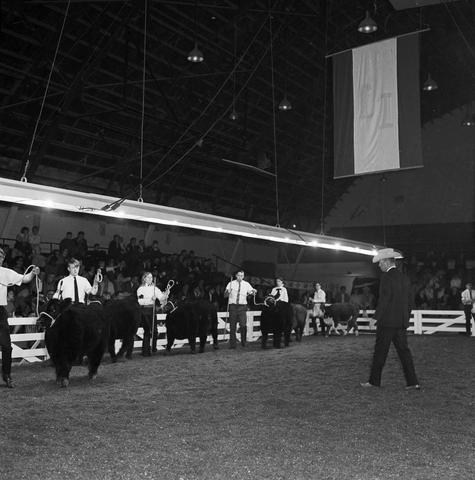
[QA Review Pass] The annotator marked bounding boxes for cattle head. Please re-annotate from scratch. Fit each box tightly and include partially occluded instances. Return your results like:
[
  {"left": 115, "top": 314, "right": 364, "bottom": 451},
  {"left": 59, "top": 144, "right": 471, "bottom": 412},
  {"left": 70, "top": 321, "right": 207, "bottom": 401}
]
[
  {"left": 36, "top": 298, "right": 73, "bottom": 330},
  {"left": 264, "top": 296, "right": 277, "bottom": 308}
]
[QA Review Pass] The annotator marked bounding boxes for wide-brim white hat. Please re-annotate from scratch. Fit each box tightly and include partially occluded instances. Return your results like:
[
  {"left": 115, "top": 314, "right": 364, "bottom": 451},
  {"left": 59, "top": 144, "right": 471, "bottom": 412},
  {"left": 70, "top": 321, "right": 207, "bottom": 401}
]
[{"left": 372, "top": 248, "right": 403, "bottom": 263}]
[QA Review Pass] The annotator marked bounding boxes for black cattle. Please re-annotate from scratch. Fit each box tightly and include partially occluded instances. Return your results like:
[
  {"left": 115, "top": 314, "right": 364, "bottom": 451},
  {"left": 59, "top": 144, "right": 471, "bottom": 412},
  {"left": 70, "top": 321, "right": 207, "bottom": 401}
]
[
  {"left": 291, "top": 303, "right": 308, "bottom": 341},
  {"left": 324, "top": 303, "right": 360, "bottom": 335},
  {"left": 165, "top": 299, "right": 219, "bottom": 354},
  {"left": 102, "top": 298, "right": 142, "bottom": 362},
  {"left": 260, "top": 300, "right": 293, "bottom": 348},
  {"left": 37, "top": 299, "right": 109, "bottom": 387}
]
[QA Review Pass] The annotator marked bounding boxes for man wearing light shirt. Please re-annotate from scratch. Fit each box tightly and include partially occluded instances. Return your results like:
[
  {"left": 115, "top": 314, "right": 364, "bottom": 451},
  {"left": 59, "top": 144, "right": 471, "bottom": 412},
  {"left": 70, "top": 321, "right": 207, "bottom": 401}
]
[
  {"left": 224, "top": 270, "right": 256, "bottom": 348},
  {"left": 0, "top": 247, "right": 40, "bottom": 388},
  {"left": 461, "top": 282, "right": 475, "bottom": 336},
  {"left": 136, "top": 272, "right": 167, "bottom": 355},
  {"left": 53, "top": 258, "right": 99, "bottom": 304}
]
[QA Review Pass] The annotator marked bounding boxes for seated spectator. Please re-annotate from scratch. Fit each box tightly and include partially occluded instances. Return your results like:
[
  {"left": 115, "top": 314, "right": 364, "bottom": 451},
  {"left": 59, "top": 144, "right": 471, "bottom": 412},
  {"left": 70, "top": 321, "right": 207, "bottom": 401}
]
[
  {"left": 59, "top": 231, "right": 75, "bottom": 254},
  {"left": 29, "top": 226, "right": 41, "bottom": 251},
  {"left": 31, "top": 245, "right": 46, "bottom": 269},
  {"left": 108, "top": 234, "right": 123, "bottom": 262},
  {"left": 15, "top": 226, "right": 31, "bottom": 257},
  {"left": 73, "top": 231, "right": 88, "bottom": 261}
]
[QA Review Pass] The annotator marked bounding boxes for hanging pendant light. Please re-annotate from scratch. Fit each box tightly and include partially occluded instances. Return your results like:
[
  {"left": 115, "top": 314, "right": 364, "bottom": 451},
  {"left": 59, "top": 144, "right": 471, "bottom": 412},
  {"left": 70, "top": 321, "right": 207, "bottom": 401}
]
[
  {"left": 423, "top": 73, "right": 438, "bottom": 91},
  {"left": 229, "top": 107, "right": 239, "bottom": 121},
  {"left": 187, "top": 0, "right": 204, "bottom": 63},
  {"left": 461, "top": 104, "right": 475, "bottom": 127},
  {"left": 358, "top": 11, "right": 378, "bottom": 34},
  {"left": 278, "top": 94, "right": 292, "bottom": 111},
  {"left": 187, "top": 42, "right": 204, "bottom": 63}
]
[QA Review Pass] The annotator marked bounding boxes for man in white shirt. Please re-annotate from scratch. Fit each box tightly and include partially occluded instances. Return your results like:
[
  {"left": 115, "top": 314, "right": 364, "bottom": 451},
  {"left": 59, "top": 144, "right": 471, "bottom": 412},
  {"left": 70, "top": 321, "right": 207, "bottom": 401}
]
[
  {"left": 461, "top": 282, "right": 475, "bottom": 336},
  {"left": 224, "top": 270, "right": 256, "bottom": 348},
  {"left": 0, "top": 247, "right": 40, "bottom": 388},
  {"left": 136, "top": 272, "right": 167, "bottom": 355},
  {"left": 311, "top": 282, "right": 326, "bottom": 335},
  {"left": 53, "top": 258, "right": 99, "bottom": 304}
]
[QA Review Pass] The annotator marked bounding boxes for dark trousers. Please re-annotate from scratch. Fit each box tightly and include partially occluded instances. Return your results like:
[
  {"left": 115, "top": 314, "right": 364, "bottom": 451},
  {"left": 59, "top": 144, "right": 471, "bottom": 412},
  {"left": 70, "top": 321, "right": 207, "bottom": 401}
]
[
  {"left": 228, "top": 305, "right": 248, "bottom": 347},
  {"left": 0, "top": 307, "right": 13, "bottom": 379},
  {"left": 369, "top": 327, "right": 418, "bottom": 387},
  {"left": 141, "top": 307, "right": 157, "bottom": 355},
  {"left": 463, "top": 305, "right": 474, "bottom": 335}
]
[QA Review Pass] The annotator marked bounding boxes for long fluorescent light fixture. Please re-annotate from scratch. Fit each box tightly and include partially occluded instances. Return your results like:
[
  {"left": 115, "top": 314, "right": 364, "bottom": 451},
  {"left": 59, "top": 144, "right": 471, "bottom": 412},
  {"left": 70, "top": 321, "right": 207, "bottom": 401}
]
[{"left": 0, "top": 178, "right": 382, "bottom": 256}]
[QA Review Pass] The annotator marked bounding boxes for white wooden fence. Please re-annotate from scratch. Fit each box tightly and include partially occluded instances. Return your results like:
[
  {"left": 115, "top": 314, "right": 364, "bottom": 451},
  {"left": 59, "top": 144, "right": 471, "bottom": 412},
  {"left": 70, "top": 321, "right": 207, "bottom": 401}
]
[{"left": 3, "top": 309, "right": 474, "bottom": 364}]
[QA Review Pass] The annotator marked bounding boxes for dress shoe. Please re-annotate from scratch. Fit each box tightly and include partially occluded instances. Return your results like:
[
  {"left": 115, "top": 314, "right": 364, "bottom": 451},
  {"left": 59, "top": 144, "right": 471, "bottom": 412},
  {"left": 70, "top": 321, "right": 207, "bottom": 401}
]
[
  {"left": 405, "top": 384, "right": 421, "bottom": 390},
  {"left": 360, "top": 382, "right": 377, "bottom": 388}
]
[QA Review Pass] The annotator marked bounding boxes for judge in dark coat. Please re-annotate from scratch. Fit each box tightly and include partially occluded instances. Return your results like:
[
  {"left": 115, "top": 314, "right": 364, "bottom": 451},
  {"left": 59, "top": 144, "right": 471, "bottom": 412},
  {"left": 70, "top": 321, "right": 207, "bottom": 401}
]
[{"left": 361, "top": 248, "right": 420, "bottom": 389}]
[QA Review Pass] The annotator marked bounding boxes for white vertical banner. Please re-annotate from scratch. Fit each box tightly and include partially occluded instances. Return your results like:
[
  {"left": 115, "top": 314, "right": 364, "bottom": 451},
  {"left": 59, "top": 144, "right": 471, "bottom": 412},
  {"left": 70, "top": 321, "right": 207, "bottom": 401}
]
[{"left": 352, "top": 38, "right": 399, "bottom": 175}]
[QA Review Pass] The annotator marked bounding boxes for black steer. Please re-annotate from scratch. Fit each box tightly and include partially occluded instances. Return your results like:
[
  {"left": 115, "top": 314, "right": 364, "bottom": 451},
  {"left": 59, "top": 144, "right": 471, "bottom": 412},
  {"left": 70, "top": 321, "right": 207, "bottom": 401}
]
[
  {"left": 260, "top": 300, "right": 293, "bottom": 348},
  {"left": 165, "top": 299, "right": 219, "bottom": 354},
  {"left": 37, "top": 299, "right": 109, "bottom": 387},
  {"left": 324, "top": 303, "right": 360, "bottom": 335},
  {"left": 291, "top": 303, "right": 308, "bottom": 341},
  {"left": 102, "top": 298, "right": 142, "bottom": 362}
]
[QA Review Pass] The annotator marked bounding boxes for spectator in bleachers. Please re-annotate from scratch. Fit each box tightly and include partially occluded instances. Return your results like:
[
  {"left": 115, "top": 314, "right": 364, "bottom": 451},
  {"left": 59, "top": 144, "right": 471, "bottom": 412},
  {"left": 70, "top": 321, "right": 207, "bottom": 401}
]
[
  {"left": 29, "top": 226, "right": 41, "bottom": 251},
  {"left": 14, "top": 226, "right": 31, "bottom": 257},
  {"left": 73, "top": 231, "right": 88, "bottom": 261},
  {"left": 108, "top": 234, "right": 123, "bottom": 262},
  {"left": 59, "top": 231, "right": 75, "bottom": 254}
]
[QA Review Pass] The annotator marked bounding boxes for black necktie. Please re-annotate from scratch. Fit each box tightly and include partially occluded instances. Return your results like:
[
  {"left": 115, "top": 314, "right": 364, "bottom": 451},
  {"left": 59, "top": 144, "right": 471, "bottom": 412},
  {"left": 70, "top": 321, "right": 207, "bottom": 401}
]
[
  {"left": 73, "top": 277, "right": 79, "bottom": 303},
  {"left": 236, "top": 281, "right": 241, "bottom": 304}
]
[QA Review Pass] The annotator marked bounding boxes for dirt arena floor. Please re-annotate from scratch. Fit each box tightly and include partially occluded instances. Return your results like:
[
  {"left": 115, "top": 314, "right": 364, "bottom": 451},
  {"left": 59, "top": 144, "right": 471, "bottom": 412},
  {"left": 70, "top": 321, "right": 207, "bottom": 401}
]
[{"left": 1, "top": 333, "right": 474, "bottom": 480}]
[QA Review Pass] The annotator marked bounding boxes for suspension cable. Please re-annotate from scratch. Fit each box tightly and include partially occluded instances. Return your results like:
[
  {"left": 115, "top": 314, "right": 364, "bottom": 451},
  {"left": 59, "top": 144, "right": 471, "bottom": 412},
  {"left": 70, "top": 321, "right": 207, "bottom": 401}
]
[
  {"left": 269, "top": 6, "right": 281, "bottom": 228},
  {"left": 138, "top": 0, "right": 148, "bottom": 202},
  {"left": 21, "top": 0, "right": 71, "bottom": 183}
]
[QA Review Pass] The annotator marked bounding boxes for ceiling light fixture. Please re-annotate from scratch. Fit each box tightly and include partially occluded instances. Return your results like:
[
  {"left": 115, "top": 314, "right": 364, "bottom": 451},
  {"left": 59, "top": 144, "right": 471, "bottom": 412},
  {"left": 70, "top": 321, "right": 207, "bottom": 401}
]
[
  {"left": 187, "top": 42, "right": 204, "bottom": 63},
  {"left": 422, "top": 73, "right": 438, "bottom": 91},
  {"left": 358, "top": 11, "right": 378, "bottom": 34},
  {"left": 278, "top": 94, "right": 292, "bottom": 111},
  {"left": 187, "top": 0, "right": 204, "bottom": 63}
]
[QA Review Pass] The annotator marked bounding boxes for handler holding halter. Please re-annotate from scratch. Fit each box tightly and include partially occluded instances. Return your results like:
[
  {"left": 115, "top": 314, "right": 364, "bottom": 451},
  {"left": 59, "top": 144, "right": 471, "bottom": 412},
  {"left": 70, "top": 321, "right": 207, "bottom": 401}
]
[
  {"left": 224, "top": 270, "right": 256, "bottom": 348},
  {"left": 0, "top": 247, "right": 40, "bottom": 388},
  {"left": 136, "top": 272, "right": 167, "bottom": 356}
]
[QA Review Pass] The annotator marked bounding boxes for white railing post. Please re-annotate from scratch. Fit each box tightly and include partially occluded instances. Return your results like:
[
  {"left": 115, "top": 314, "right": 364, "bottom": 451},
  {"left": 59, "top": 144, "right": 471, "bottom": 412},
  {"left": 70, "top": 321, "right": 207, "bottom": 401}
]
[{"left": 413, "top": 310, "right": 423, "bottom": 335}]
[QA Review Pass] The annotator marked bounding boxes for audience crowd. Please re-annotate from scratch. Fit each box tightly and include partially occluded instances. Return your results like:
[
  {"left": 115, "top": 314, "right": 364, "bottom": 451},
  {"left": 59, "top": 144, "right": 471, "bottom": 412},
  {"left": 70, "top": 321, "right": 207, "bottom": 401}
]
[{"left": 1, "top": 226, "right": 474, "bottom": 319}]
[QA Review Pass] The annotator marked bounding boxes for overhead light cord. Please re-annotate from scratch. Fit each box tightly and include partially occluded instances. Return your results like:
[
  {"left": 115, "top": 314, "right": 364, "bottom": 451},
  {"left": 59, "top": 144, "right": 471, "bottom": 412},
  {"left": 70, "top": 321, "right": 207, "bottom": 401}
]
[
  {"left": 102, "top": 12, "right": 283, "bottom": 209},
  {"left": 319, "top": 0, "right": 331, "bottom": 235},
  {"left": 268, "top": 2, "right": 281, "bottom": 228},
  {"left": 141, "top": 12, "right": 288, "bottom": 192},
  {"left": 138, "top": 0, "right": 148, "bottom": 202},
  {"left": 137, "top": 14, "right": 270, "bottom": 185},
  {"left": 20, "top": 0, "right": 71, "bottom": 183}
]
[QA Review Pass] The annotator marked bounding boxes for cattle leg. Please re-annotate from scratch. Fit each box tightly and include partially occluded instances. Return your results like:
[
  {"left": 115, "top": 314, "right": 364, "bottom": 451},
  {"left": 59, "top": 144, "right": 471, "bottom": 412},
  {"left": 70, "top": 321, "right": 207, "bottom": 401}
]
[
  {"left": 261, "top": 332, "right": 268, "bottom": 349},
  {"left": 273, "top": 332, "right": 282, "bottom": 348},
  {"left": 198, "top": 335, "right": 207, "bottom": 353},
  {"left": 88, "top": 346, "right": 105, "bottom": 380},
  {"left": 165, "top": 336, "right": 174, "bottom": 354},
  {"left": 189, "top": 336, "right": 197, "bottom": 354},
  {"left": 283, "top": 329, "right": 291, "bottom": 347},
  {"left": 109, "top": 337, "right": 117, "bottom": 363}
]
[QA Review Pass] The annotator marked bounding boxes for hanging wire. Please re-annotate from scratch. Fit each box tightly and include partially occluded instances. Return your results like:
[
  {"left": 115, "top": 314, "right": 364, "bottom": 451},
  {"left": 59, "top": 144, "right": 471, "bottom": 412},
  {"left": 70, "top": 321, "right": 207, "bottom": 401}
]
[
  {"left": 21, "top": 0, "right": 71, "bottom": 183},
  {"left": 141, "top": 13, "right": 286, "bottom": 193},
  {"left": 319, "top": 0, "right": 330, "bottom": 234},
  {"left": 135, "top": 14, "right": 270, "bottom": 187},
  {"left": 138, "top": 0, "right": 148, "bottom": 203},
  {"left": 268, "top": 6, "right": 280, "bottom": 228}
]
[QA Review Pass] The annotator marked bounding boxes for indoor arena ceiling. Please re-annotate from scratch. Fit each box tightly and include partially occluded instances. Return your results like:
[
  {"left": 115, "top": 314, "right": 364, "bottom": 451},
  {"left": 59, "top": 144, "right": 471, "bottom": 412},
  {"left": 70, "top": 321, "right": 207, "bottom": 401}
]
[{"left": 1, "top": 0, "right": 474, "bottom": 232}]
